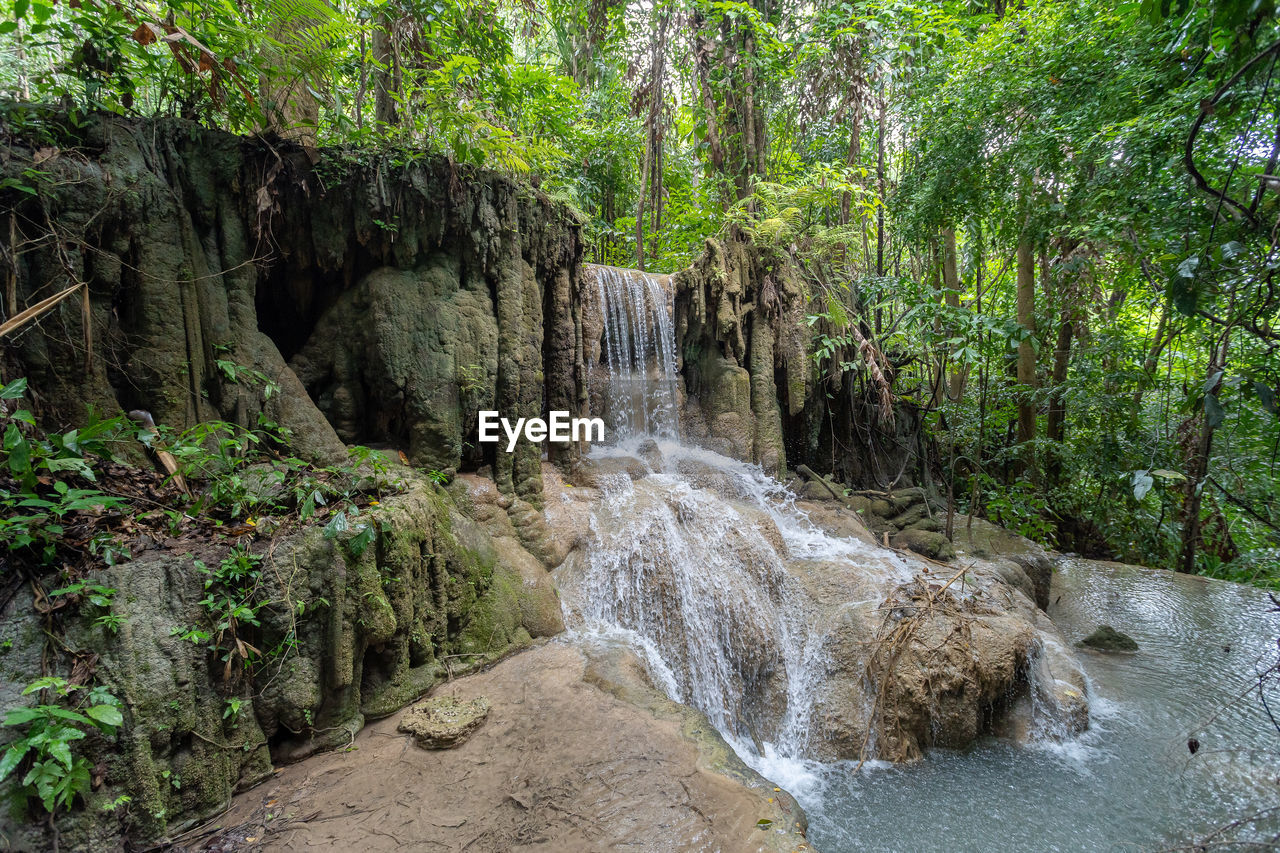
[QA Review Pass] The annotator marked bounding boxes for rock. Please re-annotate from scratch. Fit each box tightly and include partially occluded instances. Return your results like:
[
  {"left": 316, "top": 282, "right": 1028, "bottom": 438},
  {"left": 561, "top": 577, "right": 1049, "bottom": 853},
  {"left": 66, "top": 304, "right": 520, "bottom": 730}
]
[
  {"left": 869, "top": 498, "right": 895, "bottom": 518},
  {"left": 951, "top": 515, "right": 1055, "bottom": 609},
  {"left": 398, "top": 695, "right": 491, "bottom": 748},
  {"left": 216, "top": 643, "right": 808, "bottom": 852},
  {"left": 891, "top": 528, "right": 956, "bottom": 561},
  {"left": 1078, "top": 625, "right": 1139, "bottom": 652},
  {"left": 800, "top": 480, "right": 836, "bottom": 501},
  {"left": 889, "top": 503, "right": 929, "bottom": 529},
  {"left": 908, "top": 516, "right": 944, "bottom": 534}
]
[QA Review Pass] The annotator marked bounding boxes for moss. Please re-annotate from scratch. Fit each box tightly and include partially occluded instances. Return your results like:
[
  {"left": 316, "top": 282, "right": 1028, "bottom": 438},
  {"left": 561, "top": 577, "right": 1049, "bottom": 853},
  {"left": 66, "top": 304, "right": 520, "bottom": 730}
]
[{"left": 1078, "top": 625, "right": 1139, "bottom": 652}]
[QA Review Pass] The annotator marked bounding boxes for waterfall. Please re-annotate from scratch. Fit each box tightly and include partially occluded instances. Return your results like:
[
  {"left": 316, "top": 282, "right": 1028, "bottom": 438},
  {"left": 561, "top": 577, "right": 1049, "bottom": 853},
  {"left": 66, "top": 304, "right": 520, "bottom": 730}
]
[
  {"left": 564, "top": 266, "right": 913, "bottom": 771},
  {"left": 589, "top": 265, "right": 681, "bottom": 441}
]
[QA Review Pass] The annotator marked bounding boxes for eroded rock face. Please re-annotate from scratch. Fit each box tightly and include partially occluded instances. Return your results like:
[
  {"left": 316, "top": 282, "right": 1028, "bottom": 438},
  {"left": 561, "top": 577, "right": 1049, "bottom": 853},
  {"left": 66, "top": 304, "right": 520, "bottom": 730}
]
[
  {"left": 4, "top": 115, "right": 585, "bottom": 502},
  {"left": 0, "top": 471, "right": 563, "bottom": 848}
]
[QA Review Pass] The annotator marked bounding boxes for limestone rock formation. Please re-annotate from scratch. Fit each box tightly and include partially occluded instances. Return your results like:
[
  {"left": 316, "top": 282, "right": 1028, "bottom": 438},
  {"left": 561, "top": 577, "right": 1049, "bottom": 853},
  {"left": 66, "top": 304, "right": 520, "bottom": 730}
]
[
  {"left": 398, "top": 695, "right": 491, "bottom": 748},
  {"left": 3, "top": 115, "right": 585, "bottom": 502}
]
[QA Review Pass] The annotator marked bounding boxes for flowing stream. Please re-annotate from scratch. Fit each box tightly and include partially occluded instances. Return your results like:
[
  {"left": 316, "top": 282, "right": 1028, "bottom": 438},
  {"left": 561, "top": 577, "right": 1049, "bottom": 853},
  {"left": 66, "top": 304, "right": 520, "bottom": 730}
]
[
  {"left": 563, "top": 266, "right": 1280, "bottom": 850},
  {"left": 802, "top": 560, "right": 1280, "bottom": 852},
  {"left": 569, "top": 266, "right": 913, "bottom": 766}
]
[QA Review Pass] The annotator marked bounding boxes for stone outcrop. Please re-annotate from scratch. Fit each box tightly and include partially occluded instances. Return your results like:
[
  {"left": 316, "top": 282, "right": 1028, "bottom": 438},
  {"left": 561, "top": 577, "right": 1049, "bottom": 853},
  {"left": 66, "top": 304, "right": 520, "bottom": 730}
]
[
  {"left": 672, "top": 233, "right": 809, "bottom": 477},
  {"left": 553, "top": 441, "right": 1089, "bottom": 768},
  {"left": 398, "top": 695, "right": 491, "bottom": 748},
  {"left": 0, "top": 468, "right": 565, "bottom": 846},
  {"left": 3, "top": 114, "right": 586, "bottom": 501}
]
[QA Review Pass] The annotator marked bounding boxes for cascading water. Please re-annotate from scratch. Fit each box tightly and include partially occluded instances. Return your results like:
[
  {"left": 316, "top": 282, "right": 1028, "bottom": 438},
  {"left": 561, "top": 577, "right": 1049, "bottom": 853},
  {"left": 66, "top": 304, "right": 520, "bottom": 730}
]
[
  {"left": 589, "top": 265, "right": 681, "bottom": 440},
  {"left": 564, "top": 265, "right": 914, "bottom": 773}
]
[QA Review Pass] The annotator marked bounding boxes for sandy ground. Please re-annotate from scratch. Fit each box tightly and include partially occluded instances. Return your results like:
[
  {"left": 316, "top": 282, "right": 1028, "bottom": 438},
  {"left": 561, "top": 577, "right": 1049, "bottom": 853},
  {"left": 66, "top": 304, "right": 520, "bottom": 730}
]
[{"left": 188, "top": 640, "right": 811, "bottom": 853}]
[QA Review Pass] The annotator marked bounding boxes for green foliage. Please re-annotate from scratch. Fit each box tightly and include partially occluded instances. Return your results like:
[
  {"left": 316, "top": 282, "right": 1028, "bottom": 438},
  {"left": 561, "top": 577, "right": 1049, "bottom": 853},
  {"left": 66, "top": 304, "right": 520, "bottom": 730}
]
[
  {"left": 161, "top": 418, "right": 388, "bottom": 522},
  {"left": 1, "top": 378, "right": 133, "bottom": 568},
  {"left": 0, "top": 677, "right": 122, "bottom": 816},
  {"left": 48, "top": 581, "right": 122, "bottom": 633}
]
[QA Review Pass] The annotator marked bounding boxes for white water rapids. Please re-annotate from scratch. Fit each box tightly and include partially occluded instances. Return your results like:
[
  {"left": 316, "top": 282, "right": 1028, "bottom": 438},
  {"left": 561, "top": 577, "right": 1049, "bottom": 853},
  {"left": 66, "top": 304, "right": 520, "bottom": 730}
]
[{"left": 564, "top": 265, "right": 914, "bottom": 780}]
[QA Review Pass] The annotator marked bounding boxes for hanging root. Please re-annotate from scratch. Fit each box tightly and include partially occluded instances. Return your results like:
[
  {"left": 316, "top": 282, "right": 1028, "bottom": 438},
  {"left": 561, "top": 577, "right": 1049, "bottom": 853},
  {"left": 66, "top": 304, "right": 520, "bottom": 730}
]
[{"left": 856, "top": 564, "right": 997, "bottom": 768}]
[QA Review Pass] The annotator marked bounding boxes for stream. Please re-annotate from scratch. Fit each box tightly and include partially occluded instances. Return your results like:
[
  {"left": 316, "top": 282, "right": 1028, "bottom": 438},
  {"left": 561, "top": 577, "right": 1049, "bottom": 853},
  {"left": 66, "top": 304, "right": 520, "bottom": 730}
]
[
  {"left": 571, "top": 265, "right": 1280, "bottom": 852},
  {"left": 793, "top": 559, "right": 1280, "bottom": 852}
]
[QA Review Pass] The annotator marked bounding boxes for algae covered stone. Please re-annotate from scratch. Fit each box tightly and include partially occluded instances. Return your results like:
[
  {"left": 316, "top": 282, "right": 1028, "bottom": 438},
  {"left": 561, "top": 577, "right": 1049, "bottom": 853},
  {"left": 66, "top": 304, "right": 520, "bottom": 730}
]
[
  {"left": 1078, "top": 624, "right": 1139, "bottom": 652},
  {"left": 398, "top": 695, "right": 492, "bottom": 748}
]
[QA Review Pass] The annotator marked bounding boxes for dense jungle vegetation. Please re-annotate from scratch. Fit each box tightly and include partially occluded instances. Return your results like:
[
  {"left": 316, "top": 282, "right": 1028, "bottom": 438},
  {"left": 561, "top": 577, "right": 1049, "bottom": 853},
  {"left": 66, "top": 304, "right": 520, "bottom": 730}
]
[{"left": 1, "top": 0, "right": 1278, "bottom": 585}]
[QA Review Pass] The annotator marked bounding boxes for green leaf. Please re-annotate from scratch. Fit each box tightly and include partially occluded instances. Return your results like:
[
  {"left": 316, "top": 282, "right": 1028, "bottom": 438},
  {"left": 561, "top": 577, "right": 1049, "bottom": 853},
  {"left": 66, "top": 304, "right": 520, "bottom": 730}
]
[
  {"left": 1166, "top": 270, "right": 1198, "bottom": 316},
  {"left": 347, "top": 523, "right": 376, "bottom": 557},
  {"left": 323, "top": 511, "right": 349, "bottom": 539},
  {"left": 0, "top": 378, "right": 28, "bottom": 400},
  {"left": 1131, "top": 470, "right": 1153, "bottom": 501},
  {"left": 2, "top": 707, "right": 44, "bottom": 726},
  {"left": 1254, "top": 381, "right": 1277, "bottom": 416},
  {"left": 1204, "top": 393, "right": 1225, "bottom": 428},
  {"left": 47, "top": 741, "right": 72, "bottom": 771},
  {"left": 45, "top": 709, "right": 92, "bottom": 726},
  {"left": 85, "top": 704, "right": 123, "bottom": 728},
  {"left": 0, "top": 742, "right": 28, "bottom": 781}
]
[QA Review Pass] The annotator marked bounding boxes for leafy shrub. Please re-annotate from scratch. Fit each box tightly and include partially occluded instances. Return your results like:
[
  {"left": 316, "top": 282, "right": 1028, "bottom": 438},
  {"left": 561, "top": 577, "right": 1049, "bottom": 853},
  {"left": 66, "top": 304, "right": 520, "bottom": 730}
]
[{"left": 0, "top": 677, "right": 122, "bottom": 816}]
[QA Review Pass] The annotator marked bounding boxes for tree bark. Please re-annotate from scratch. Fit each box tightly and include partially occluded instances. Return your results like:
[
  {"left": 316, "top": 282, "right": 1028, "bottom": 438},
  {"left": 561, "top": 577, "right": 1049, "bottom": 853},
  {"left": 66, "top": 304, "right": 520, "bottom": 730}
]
[
  {"left": 373, "top": 15, "right": 399, "bottom": 127},
  {"left": 1179, "top": 336, "right": 1229, "bottom": 573},
  {"left": 1044, "top": 314, "right": 1073, "bottom": 486},
  {"left": 941, "top": 227, "right": 964, "bottom": 401}
]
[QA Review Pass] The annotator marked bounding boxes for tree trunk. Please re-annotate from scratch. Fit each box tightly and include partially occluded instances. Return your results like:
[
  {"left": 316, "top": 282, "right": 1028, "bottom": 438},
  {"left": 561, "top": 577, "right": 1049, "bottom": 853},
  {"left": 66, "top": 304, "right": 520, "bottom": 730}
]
[
  {"left": 1044, "top": 315, "right": 1073, "bottom": 486},
  {"left": 691, "top": 21, "right": 726, "bottom": 173},
  {"left": 874, "top": 92, "right": 886, "bottom": 336},
  {"left": 373, "top": 15, "right": 399, "bottom": 127},
  {"left": 635, "top": 10, "right": 669, "bottom": 271},
  {"left": 1179, "top": 336, "right": 1229, "bottom": 573},
  {"left": 941, "top": 227, "right": 964, "bottom": 401},
  {"left": 1015, "top": 236, "right": 1037, "bottom": 474},
  {"left": 259, "top": 8, "right": 323, "bottom": 147}
]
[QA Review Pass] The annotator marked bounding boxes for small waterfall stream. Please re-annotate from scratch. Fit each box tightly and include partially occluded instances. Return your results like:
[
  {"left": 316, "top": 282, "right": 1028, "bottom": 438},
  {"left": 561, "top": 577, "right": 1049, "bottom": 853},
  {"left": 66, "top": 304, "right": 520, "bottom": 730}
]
[
  {"left": 559, "top": 266, "right": 1280, "bottom": 851},
  {"left": 590, "top": 265, "right": 681, "bottom": 439},
  {"left": 565, "top": 265, "right": 910, "bottom": 771}
]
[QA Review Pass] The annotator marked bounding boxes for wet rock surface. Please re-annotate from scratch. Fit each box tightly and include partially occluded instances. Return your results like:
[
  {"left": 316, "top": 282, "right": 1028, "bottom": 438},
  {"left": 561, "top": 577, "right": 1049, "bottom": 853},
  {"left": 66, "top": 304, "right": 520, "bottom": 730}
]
[
  {"left": 207, "top": 642, "right": 809, "bottom": 852},
  {"left": 1079, "top": 624, "right": 1140, "bottom": 652},
  {"left": 398, "top": 695, "right": 491, "bottom": 748},
  {"left": 555, "top": 441, "right": 1090, "bottom": 767}
]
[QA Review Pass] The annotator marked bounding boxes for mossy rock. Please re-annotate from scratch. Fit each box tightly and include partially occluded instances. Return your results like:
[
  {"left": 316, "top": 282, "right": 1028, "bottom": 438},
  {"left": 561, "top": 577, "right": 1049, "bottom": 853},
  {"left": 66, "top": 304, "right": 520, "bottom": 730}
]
[
  {"left": 1078, "top": 625, "right": 1139, "bottom": 652},
  {"left": 868, "top": 499, "right": 894, "bottom": 518},
  {"left": 398, "top": 696, "right": 491, "bottom": 748},
  {"left": 890, "top": 503, "right": 930, "bottom": 530},
  {"left": 891, "top": 528, "right": 956, "bottom": 561},
  {"left": 908, "top": 516, "right": 944, "bottom": 534}
]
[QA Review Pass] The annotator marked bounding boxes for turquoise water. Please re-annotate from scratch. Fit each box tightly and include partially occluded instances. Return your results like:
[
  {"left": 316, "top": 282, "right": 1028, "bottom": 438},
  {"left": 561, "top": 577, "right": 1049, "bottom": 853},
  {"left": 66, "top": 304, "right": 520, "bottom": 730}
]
[{"left": 792, "top": 559, "right": 1280, "bottom": 852}]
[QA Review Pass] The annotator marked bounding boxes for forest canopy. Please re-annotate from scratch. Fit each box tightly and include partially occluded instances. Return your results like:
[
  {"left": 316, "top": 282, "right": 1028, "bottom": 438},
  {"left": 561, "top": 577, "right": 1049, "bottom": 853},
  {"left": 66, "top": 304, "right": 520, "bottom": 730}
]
[{"left": 2, "top": 0, "right": 1278, "bottom": 584}]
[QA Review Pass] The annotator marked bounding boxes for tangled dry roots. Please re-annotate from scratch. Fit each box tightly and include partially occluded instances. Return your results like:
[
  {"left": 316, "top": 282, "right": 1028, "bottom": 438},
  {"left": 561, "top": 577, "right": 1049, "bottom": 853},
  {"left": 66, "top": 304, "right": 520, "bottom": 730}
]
[{"left": 859, "top": 567, "right": 1035, "bottom": 764}]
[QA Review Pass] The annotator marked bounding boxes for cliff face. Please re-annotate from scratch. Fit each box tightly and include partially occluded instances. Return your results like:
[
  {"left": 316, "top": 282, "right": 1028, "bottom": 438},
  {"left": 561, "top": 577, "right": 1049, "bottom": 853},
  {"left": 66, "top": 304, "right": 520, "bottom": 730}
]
[
  {"left": 4, "top": 114, "right": 587, "bottom": 501},
  {"left": 0, "top": 115, "right": 584, "bottom": 845},
  {"left": 673, "top": 235, "right": 810, "bottom": 478},
  {"left": 671, "top": 231, "right": 921, "bottom": 489}
]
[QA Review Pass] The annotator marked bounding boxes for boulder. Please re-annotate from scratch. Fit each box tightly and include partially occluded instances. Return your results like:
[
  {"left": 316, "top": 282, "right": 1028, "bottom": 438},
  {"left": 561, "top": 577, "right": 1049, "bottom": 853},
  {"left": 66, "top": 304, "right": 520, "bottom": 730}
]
[
  {"left": 1078, "top": 625, "right": 1139, "bottom": 652},
  {"left": 891, "top": 528, "right": 957, "bottom": 561},
  {"left": 398, "top": 695, "right": 491, "bottom": 748}
]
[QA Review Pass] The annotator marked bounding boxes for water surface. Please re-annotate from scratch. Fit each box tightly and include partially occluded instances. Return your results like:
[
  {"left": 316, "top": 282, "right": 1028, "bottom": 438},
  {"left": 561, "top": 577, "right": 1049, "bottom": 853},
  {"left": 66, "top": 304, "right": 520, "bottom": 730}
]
[{"left": 794, "top": 559, "right": 1280, "bottom": 852}]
